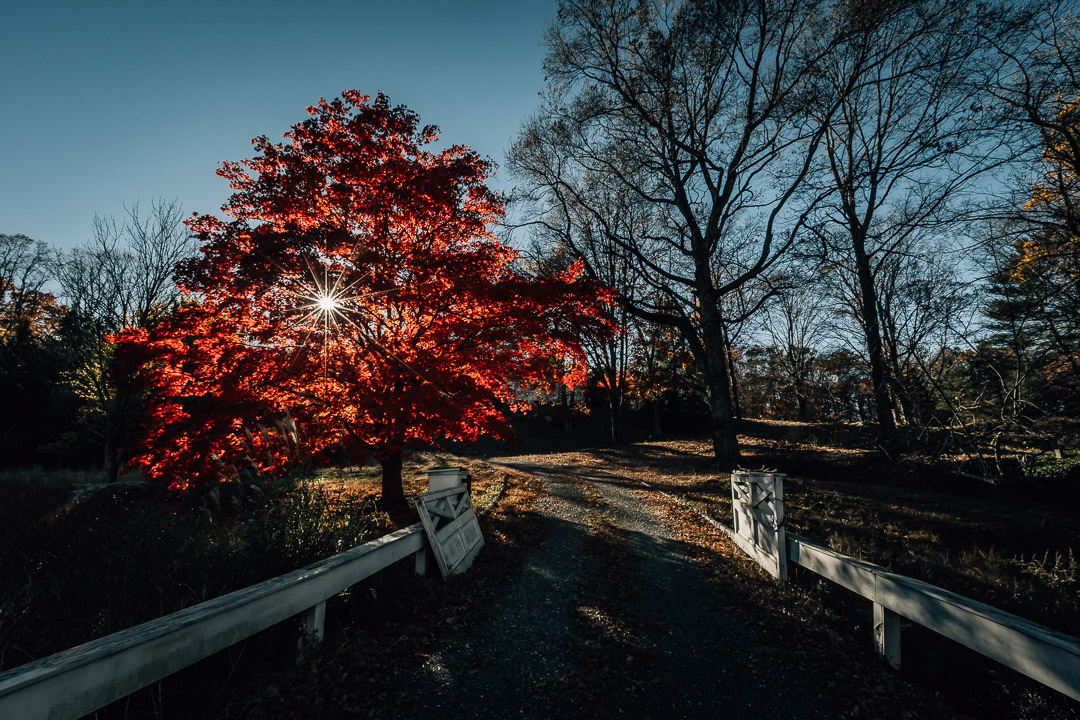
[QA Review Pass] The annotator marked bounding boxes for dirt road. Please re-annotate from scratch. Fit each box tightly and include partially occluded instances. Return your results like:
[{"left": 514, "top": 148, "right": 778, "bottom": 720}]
[{"left": 376, "top": 466, "right": 848, "bottom": 719}]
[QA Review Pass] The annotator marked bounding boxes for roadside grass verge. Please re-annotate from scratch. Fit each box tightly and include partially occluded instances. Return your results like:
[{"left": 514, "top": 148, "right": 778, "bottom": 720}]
[
  {"left": 0, "top": 453, "right": 520, "bottom": 718},
  {"left": 229, "top": 462, "right": 545, "bottom": 719}
]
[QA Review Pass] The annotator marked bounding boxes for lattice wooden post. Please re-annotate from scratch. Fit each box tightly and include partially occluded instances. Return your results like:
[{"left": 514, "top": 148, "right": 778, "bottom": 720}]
[
  {"left": 414, "top": 468, "right": 470, "bottom": 579},
  {"left": 874, "top": 602, "right": 901, "bottom": 669},
  {"left": 730, "top": 471, "right": 788, "bottom": 581},
  {"left": 415, "top": 485, "right": 484, "bottom": 581}
]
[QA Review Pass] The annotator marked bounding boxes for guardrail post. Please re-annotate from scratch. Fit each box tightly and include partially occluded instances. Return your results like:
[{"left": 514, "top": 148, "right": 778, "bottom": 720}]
[
  {"left": 873, "top": 602, "right": 901, "bottom": 669},
  {"left": 414, "top": 545, "right": 431, "bottom": 577},
  {"left": 297, "top": 601, "right": 326, "bottom": 663}
]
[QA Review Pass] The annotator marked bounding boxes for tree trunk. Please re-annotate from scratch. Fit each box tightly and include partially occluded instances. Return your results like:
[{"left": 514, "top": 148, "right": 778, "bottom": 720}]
[
  {"left": 103, "top": 437, "right": 119, "bottom": 482},
  {"left": 557, "top": 384, "right": 574, "bottom": 433},
  {"left": 103, "top": 395, "right": 120, "bottom": 482},
  {"left": 891, "top": 378, "right": 917, "bottom": 425},
  {"left": 708, "top": 391, "right": 740, "bottom": 470},
  {"left": 698, "top": 293, "right": 740, "bottom": 470},
  {"left": 854, "top": 243, "right": 896, "bottom": 441},
  {"left": 882, "top": 317, "right": 919, "bottom": 425},
  {"left": 728, "top": 348, "right": 743, "bottom": 420},
  {"left": 651, "top": 401, "right": 663, "bottom": 438},
  {"left": 605, "top": 364, "right": 624, "bottom": 445},
  {"left": 608, "top": 393, "right": 623, "bottom": 445},
  {"left": 795, "top": 387, "right": 809, "bottom": 423},
  {"left": 379, "top": 450, "right": 406, "bottom": 507}
]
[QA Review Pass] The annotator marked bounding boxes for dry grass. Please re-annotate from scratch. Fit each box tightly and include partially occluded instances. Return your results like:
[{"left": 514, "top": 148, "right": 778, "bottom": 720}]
[
  {"left": 3, "top": 421, "right": 1077, "bottom": 719},
  {"left": 305, "top": 451, "right": 510, "bottom": 517},
  {"left": 495, "top": 428, "right": 1080, "bottom": 638}
]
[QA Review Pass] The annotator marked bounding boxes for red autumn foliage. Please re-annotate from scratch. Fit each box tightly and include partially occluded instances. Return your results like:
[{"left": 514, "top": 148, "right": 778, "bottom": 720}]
[{"left": 114, "top": 91, "right": 611, "bottom": 502}]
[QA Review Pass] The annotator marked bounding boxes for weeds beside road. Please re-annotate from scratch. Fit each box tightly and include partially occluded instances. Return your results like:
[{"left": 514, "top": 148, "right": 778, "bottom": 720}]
[{"left": 0, "top": 454, "right": 521, "bottom": 718}]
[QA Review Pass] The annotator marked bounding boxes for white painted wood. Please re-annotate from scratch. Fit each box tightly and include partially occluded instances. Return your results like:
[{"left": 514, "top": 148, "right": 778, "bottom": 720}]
[
  {"left": 877, "top": 572, "right": 1080, "bottom": 700},
  {"left": 414, "top": 546, "right": 431, "bottom": 577},
  {"left": 0, "top": 523, "right": 427, "bottom": 720},
  {"left": 426, "top": 503, "right": 460, "bottom": 521},
  {"left": 539, "top": 462, "right": 1080, "bottom": 703},
  {"left": 426, "top": 467, "right": 468, "bottom": 492},
  {"left": 788, "top": 534, "right": 1080, "bottom": 701},
  {"left": 730, "top": 471, "right": 787, "bottom": 580},
  {"left": 873, "top": 602, "right": 901, "bottom": 669},
  {"left": 787, "top": 534, "right": 878, "bottom": 598},
  {"left": 415, "top": 485, "right": 484, "bottom": 580},
  {"left": 435, "top": 508, "right": 478, "bottom": 543},
  {"left": 297, "top": 601, "right": 326, "bottom": 662},
  {"left": 534, "top": 461, "right": 1080, "bottom": 703}
]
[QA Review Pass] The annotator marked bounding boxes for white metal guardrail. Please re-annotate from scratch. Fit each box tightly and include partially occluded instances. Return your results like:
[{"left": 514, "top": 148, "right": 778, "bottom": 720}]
[{"left": 0, "top": 522, "right": 430, "bottom": 720}]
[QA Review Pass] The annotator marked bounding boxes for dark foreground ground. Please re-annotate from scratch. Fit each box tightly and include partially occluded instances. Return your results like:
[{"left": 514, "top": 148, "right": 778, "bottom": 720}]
[
  {"left": 246, "top": 461, "right": 954, "bottom": 720},
  {"left": 5, "top": 420, "right": 1077, "bottom": 719},
  {"left": 377, "top": 466, "right": 846, "bottom": 719}
]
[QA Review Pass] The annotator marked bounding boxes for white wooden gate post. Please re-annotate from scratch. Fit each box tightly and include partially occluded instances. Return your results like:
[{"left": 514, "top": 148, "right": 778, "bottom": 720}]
[
  {"left": 730, "top": 471, "right": 788, "bottom": 581},
  {"left": 414, "top": 483, "right": 485, "bottom": 581},
  {"left": 426, "top": 467, "right": 468, "bottom": 492},
  {"left": 414, "top": 467, "right": 469, "bottom": 577}
]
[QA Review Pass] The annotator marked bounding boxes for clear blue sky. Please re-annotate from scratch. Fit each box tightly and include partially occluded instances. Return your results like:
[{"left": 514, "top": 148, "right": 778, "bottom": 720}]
[{"left": 1, "top": 1, "right": 557, "bottom": 250}]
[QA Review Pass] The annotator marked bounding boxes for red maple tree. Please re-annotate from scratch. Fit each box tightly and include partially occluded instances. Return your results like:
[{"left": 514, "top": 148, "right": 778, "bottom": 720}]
[{"left": 114, "top": 91, "right": 610, "bottom": 504}]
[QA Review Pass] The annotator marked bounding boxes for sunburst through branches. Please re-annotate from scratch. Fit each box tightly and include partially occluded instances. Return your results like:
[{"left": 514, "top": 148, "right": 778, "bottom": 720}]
[
  {"left": 294, "top": 264, "right": 359, "bottom": 328},
  {"left": 287, "top": 263, "right": 431, "bottom": 390},
  {"left": 290, "top": 264, "right": 364, "bottom": 384}
]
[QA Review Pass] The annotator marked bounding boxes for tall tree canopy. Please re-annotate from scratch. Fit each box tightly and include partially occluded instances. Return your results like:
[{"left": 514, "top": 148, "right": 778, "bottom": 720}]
[
  {"left": 116, "top": 91, "right": 610, "bottom": 502},
  {"left": 510, "top": 0, "right": 845, "bottom": 468},
  {"left": 807, "top": 0, "right": 1007, "bottom": 440},
  {"left": 0, "top": 234, "right": 73, "bottom": 465}
]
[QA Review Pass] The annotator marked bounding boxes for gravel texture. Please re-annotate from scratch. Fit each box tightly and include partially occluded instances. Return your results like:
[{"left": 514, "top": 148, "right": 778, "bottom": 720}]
[{"left": 378, "top": 466, "right": 847, "bottom": 718}]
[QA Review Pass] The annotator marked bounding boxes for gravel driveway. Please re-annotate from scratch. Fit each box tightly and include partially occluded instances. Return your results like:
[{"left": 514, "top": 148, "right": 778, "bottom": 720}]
[{"left": 376, "top": 466, "right": 847, "bottom": 719}]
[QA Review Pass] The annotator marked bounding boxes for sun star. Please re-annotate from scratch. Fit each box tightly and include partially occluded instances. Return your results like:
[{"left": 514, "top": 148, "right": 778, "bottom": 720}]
[{"left": 316, "top": 293, "right": 341, "bottom": 313}]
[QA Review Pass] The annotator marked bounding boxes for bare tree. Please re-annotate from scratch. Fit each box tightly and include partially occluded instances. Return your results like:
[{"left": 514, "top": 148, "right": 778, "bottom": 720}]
[
  {"left": 521, "top": 176, "right": 648, "bottom": 444},
  {"left": 54, "top": 198, "right": 196, "bottom": 480},
  {"left": 982, "top": 0, "right": 1080, "bottom": 213},
  {"left": 0, "top": 234, "right": 53, "bottom": 339},
  {"left": 578, "top": 229, "right": 637, "bottom": 445},
  {"left": 0, "top": 234, "right": 50, "bottom": 292},
  {"left": 981, "top": 1, "right": 1080, "bottom": 392},
  {"left": 509, "top": 0, "right": 846, "bottom": 468},
  {"left": 761, "top": 289, "right": 828, "bottom": 422},
  {"left": 57, "top": 199, "right": 192, "bottom": 330},
  {"left": 805, "top": 0, "right": 1017, "bottom": 443}
]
